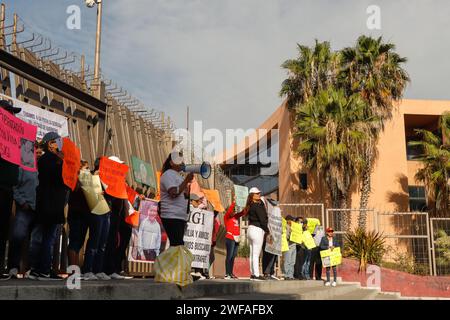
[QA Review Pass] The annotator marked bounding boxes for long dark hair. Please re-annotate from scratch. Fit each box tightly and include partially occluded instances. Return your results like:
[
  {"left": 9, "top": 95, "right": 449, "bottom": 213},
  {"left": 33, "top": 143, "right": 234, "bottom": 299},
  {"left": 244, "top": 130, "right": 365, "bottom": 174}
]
[{"left": 162, "top": 153, "right": 173, "bottom": 174}]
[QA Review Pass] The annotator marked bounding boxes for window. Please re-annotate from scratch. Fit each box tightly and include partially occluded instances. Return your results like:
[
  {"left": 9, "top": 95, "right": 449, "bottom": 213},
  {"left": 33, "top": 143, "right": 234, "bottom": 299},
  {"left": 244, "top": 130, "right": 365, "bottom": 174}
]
[{"left": 408, "top": 186, "right": 427, "bottom": 212}]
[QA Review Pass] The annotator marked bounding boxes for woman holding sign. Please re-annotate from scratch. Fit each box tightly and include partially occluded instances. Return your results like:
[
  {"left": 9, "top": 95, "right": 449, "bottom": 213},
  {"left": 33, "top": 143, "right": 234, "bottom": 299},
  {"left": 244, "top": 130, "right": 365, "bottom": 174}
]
[
  {"left": 319, "top": 228, "right": 340, "bottom": 287},
  {"left": 246, "top": 187, "right": 268, "bottom": 281},
  {"left": 159, "top": 153, "right": 194, "bottom": 247}
]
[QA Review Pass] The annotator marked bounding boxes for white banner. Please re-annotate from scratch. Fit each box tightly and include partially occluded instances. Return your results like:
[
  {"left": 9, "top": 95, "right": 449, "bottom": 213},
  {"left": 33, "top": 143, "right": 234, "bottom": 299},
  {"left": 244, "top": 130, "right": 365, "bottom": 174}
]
[
  {"left": 183, "top": 208, "right": 214, "bottom": 269},
  {"left": 0, "top": 94, "right": 69, "bottom": 140},
  {"left": 265, "top": 204, "right": 283, "bottom": 256}
]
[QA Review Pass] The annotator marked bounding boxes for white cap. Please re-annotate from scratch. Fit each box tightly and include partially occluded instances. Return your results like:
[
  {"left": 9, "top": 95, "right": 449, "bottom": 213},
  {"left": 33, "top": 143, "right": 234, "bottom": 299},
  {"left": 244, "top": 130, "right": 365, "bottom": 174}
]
[
  {"left": 249, "top": 187, "right": 261, "bottom": 194},
  {"left": 108, "top": 156, "right": 124, "bottom": 164}
]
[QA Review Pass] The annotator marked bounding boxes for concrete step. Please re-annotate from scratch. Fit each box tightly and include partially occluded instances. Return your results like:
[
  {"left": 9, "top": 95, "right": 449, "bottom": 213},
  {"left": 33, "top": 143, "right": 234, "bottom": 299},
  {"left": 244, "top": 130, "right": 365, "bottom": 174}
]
[{"left": 330, "top": 288, "right": 380, "bottom": 300}]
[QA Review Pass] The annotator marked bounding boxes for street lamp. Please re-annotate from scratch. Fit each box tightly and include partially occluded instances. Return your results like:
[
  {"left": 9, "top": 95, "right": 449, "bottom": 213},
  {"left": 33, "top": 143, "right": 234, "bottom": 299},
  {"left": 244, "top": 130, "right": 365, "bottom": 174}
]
[{"left": 85, "top": 0, "right": 103, "bottom": 98}]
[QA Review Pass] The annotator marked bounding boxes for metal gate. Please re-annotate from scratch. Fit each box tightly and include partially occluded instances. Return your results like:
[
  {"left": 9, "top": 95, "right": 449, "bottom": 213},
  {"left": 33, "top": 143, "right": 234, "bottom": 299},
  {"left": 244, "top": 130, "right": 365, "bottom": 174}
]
[
  {"left": 430, "top": 218, "right": 450, "bottom": 276},
  {"left": 377, "top": 212, "right": 432, "bottom": 276},
  {"left": 279, "top": 203, "right": 325, "bottom": 225}
]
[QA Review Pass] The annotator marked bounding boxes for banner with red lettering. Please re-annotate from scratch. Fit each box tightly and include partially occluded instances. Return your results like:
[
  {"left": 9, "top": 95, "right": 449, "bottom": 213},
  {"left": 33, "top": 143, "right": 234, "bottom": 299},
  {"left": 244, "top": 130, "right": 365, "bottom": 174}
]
[{"left": 0, "top": 107, "right": 37, "bottom": 172}]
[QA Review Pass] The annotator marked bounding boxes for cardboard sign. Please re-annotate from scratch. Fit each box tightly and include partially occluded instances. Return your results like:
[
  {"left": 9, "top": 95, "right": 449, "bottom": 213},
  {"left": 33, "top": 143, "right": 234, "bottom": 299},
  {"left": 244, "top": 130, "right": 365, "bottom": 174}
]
[
  {"left": 307, "top": 218, "right": 321, "bottom": 234},
  {"left": 202, "top": 189, "right": 225, "bottom": 212},
  {"left": 131, "top": 156, "right": 155, "bottom": 188},
  {"left": 289, "top": 221, "right": 304, "bottom": 244},
  {"left": 155, "top": 171, "right": 161, "bottom": 200},
  {"left": 79, "top": 171, "right": 110, "bottom": 215},
  {"left": 234, "top": 185, "right": 249, "bottom": 208},
  {"left": 281, "top": 218, "right": 289, "bottom": 252},
  {"left": 302, "top": 230, "right": 317, "bottom": 249},
  {"left": 265, "top": 206, "right": 283, "bottom": 256},
  {"left": 99, "top": 157, "right": 129, "bottom": 199},
  {"left": 61, "top": 137, "right": 81, "bottom": 191},
  {"left": 320, "top": 247, "right": 342, "bottom": 267},
  {"left": 0, "top": 107, "right": 37, "bottom": 172}
]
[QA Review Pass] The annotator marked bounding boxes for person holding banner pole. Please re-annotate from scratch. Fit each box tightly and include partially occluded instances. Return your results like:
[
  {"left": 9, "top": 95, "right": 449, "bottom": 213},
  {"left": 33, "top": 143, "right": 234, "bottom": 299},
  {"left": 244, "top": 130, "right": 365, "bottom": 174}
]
[
  {"left": 159, "top": 153, "right": 194, "bottom": 247},
  {"left": 0, "top": 100, "right": 21, "bottom": 276},
  {"left": 320, "top": 227, "right": 340, "bottom": 287},
  {"left": 246, "top": 187, "right": 268, "bottom": 281}
]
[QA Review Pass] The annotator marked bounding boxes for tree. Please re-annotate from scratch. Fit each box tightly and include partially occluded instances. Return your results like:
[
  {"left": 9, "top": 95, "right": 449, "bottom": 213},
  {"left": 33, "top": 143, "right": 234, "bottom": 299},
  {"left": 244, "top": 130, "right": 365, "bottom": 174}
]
[
  {"left": 280, "top": 40, "right": 340, "bottom": 110},
  {"left": 295, "top": 88, "right": 378, "bottom": 228},
  {"left": 339, "top": 36, "right": 410, "bottom": 228},
  {"left": 408, "top": 112, "right": 450, "bottom": 217}
]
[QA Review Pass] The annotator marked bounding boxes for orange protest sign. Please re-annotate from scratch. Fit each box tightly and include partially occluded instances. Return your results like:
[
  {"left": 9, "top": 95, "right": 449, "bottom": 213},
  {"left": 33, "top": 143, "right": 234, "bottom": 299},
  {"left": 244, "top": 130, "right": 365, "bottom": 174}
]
[
  {"left": 125, "top": 211, "right": 140, "bottom": 228},
  {"left": 99, "top": 157, "right": 129, "bottom": 199},
  {"left": 126, "top": 184, "right": 138, "bottom": 204},
  {"left": 62, "top": 137, "right": 81, "bottom": 191},
  {"left": 202, "top": 189, "right": 225, "bottom": 212},
  {"left": 154, "top": 171, "right": 161, "bottom": 200}
]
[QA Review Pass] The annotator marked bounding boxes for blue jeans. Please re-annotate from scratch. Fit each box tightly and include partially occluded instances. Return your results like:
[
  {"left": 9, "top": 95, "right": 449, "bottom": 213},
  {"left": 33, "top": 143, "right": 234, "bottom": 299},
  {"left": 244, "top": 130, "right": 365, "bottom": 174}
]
[
  {"left": 7, "top": 207, "right": 35, "bottom": 270},
  {"left": 283, "top": 245, "right": 297, "bottom": 279},
  {"left": 302, "top": 249, "right": 312, "bottom": 280},
  {"left": 225, "top": 238, "right": 239, "bottom": 276},
  {"left": 326, "top": 266, "right": 337, "bottom": 282},
  {"left": 29, "top": 224, "right": 60, "bottom": 274},
  {"left": 83, "top": 213, "right": 110, "bottom": 274}
]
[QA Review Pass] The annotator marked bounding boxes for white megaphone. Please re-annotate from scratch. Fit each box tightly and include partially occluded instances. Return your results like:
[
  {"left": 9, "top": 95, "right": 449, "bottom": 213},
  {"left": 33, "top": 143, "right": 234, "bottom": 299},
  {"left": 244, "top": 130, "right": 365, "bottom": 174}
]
[{"left": 181, "top": 162, "right": 212, "bottom": 179}]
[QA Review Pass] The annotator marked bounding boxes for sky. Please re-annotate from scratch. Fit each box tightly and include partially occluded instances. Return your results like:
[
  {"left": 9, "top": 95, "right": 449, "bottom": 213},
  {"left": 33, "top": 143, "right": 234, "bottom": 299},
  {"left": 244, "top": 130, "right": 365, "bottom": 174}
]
[{"left": 3, "top": 0, "right": 450, "bottom": 133}]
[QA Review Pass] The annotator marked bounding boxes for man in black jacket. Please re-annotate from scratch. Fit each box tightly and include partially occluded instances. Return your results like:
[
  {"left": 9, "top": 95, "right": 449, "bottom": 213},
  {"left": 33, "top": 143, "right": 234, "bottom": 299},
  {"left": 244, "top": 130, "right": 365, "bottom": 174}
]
[{"left": 28, "top": 132, "right": 70, "bottom": 280}]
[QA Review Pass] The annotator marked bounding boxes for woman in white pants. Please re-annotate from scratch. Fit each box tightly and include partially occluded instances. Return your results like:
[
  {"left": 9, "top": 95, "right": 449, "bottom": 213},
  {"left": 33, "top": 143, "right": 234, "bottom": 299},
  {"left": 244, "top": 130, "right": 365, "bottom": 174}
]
[{"left": 246, "top": 187, "right": 269, "bottom": 281}]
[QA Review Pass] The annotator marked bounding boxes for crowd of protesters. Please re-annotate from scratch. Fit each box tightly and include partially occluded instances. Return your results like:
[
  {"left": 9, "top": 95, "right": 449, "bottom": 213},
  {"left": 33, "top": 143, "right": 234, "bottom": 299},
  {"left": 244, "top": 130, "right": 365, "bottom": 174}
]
[{"left": 0, "top": 100, "right": 340, "bottom": 285}]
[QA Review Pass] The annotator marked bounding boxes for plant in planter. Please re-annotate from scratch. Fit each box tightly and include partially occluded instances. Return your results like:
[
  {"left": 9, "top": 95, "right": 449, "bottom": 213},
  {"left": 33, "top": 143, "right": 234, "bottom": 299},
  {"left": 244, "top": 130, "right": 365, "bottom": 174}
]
[
  {"left": 344, "top": 228, "right": 386, "bottom": 273},
  {"left": 237, "top": 243, "right": 250, "bottom": 258}
]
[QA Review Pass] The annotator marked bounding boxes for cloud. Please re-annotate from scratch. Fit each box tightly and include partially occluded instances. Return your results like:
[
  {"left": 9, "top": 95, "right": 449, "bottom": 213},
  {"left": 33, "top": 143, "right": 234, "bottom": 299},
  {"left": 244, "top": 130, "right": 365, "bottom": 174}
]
[{"left": 4, "top": 0, "right": 450, "bottom": 136}]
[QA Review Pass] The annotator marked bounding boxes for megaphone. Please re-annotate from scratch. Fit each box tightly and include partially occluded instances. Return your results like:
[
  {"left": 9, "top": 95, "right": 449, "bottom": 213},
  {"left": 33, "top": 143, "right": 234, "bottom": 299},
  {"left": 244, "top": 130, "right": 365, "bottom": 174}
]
[{"left": 181, "top": 162, "right": 212, "bottom": 179}]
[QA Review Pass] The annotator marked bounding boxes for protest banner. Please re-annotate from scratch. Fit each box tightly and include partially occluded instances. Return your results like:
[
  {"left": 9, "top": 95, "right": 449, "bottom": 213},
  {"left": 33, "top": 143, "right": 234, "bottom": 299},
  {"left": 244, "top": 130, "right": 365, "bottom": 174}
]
[
  {"left": 202, "top": 189, "right": 225, "bottom": 212},
  {"left": 281, "top": 218, "right": 289, "bottom": 253},
  {"left": 128, "top": 199, "right": 166, "bottom": 263},
  {"left": 183, "top": 208, "right": 214, "bottom": 269},
  {"left": 265, "top": 206, "right": 283, "bottom": 256},
  {"left": 234, "top": 185, "right": 248, "bottom": 208},
  {"left": 307, "top": 218, "right": 321, "bottom": 234},
  {"left": 126, "top": 184, "right": 139, "bottom": 205},
  {"left": 10, "top": 95, "right": 69, "bottom": 140},
  {"left": 155, "top": 171, "right": 161, "bottom": 200},
  {"left": 99, "top": 156, "right": 129, "bottom": 199},
  {"left": 289, "top": 221, "right": 303, "bottom": 244},
  {"left": 320, "top": 247, "right": 342, "bottom": 267},
  {"left": 131, "top": 156, "right": 155, "bottom": 188},
  {"left": 314, "top": 226, "right": 325, "bottom": 246},
  {"left": 0, "top": 106, "right": 37, "bottom": 172},
  {"left": 61, "top": 137, "right": 81, "bottom": 191},
  {"left": 302, "top": 230, "right": 317, "bottom": 249},
  {"left": 79, "top": 171, "right": 110, "bottom": 215}
]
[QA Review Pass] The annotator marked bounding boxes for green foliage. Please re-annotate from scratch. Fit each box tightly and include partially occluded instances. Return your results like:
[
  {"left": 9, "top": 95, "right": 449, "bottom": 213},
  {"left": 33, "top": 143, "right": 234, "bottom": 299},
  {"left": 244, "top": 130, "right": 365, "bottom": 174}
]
[
  {"left": 435, "top": 229, "right": 450, "bottom": 265},
  {"left": 344, "top": 228, "right": 386, "bottom": 272},
  {"left": 237, "top": 243, "right": 250, "bottom": 258},
  {"left": 381, "top": 251, "right": 429, "bottom": 276}
]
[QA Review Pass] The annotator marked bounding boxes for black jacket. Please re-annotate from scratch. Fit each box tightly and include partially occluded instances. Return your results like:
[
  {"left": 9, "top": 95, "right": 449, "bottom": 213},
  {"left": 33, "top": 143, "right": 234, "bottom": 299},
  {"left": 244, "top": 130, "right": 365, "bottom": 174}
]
[
  {"left": 248, "top": 201, "right": 269, "bottom": 232},
  {"left": 319, "top": 235, "right": 340, "bottom": 251},
  {"left": 35, "top": 151, "right": 70, "bottom": 224}
]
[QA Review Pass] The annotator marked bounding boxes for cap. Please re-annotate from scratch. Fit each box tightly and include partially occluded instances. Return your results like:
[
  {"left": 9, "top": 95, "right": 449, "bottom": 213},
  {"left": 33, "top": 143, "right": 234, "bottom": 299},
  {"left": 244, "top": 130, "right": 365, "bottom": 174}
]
[
  {"left": 190, "top": 193, "right": 201, "bottom": 201},
  {"left": 249, "top": 187, "right": 261, "bottom": 194},
  {"left": 326, "top": 227, "right": 334, "bottom": 233},
  {"left": 0, "top": 99, "right": 21, "bottom": 114},
  {"left": 41, "top": 131, "right": 61, "bottom": 144},
  {"left": 108, "top": 156, "right": 125, "bottom": 164},
  {"left": 285, "top": 215, "right": 295, "bottom": 221}
]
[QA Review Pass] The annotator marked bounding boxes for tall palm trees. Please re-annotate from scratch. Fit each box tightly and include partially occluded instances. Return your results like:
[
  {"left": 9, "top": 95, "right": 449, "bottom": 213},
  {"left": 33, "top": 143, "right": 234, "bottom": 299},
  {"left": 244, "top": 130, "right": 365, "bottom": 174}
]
[
  {"left": 281, "top": 36, "right": 409, "bottom": 219},
  {"left": 408, "top": 112, "right": 450, "bottom": 217}
]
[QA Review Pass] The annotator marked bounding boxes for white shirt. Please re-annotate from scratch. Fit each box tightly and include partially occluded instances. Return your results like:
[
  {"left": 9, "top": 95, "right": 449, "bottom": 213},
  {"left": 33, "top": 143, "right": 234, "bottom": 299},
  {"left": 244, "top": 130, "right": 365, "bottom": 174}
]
[
  {"left": 138, "top": 218, "right": 161, "bottom": 256},
  {"left": 160, "top": 169, "right": 189, "bottom": 220},
  {"left": 329, "top": 238, "right": 334, "bottom": 248}
]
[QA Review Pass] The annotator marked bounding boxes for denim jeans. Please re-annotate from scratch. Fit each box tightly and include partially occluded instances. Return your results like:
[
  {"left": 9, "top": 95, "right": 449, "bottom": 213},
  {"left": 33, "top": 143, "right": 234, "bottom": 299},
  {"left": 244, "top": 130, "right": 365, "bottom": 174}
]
[
  {"left": 301, "top": 249, "right": 312, "bottom": 280},
  {"left": 7, "top": 207, "right": 35, "bottom": 270},
  {"left": 29, "top": 223, "right": 60, "bottom": 274},
  {"left": 326, "top": 266, "right": 337, "bottom": 282},
  {"left": 283, "top": 245, "right": 297, "bottom": 279},
  {"left": 225, "top": 238, "right": 239, "bottom": 276},
  {"left": 83, "top": 213, "right": 110, "bottom": 274}
]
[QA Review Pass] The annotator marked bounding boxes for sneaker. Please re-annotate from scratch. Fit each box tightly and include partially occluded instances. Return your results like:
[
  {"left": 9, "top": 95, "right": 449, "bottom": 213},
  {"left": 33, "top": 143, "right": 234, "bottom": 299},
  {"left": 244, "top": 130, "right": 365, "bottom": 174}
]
[
  {"left": 9, "top": 268, "right": 19, "bottom": 279},
  {"left": 250, "top": 275, "right": 264, "bottom": 281},
  {"left": 224, "top": 275, "right": 232, "bottom": 280},
  {"left": 325, "top": 281, "right": 331, "bottom": 287},
  {"left": 331, "top": 281, "right": 337, "bottom": 287},
  {"left": 270, "top": 275, "right": 281, "bottom": 281},
  {"left": 109, "top": 273, "right": 126, "bottom": 280},
  {"left": 0, "top": 273, "right": 11, "bottom": 281},
  {"left": 38, "top": 272, "right": 63, "bottom": 281},
  {"left": 263, "top": 274, "right": 273, "bottom": 281},
  {"left": 95, "top": 272, "right": 111, "bottom": 280},
  {"left": 25, "top": 270, "right": 40, "bottom": 280},
  {"left": 82, "top": 272, "right": 98, "bottom": 281},
  {"left": 231, "top": 274, "right": 239, "bottom": 280}
]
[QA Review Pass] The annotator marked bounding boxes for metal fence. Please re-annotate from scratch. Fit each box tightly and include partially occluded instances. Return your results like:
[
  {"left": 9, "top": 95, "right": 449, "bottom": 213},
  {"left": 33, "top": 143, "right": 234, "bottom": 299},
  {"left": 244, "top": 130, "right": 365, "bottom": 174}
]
[
  {"left": 430, "top": 218, "right": 450, "bottom": 276},
  {"left": 278, "top": 203, "right": 325, "bottom": 225}
]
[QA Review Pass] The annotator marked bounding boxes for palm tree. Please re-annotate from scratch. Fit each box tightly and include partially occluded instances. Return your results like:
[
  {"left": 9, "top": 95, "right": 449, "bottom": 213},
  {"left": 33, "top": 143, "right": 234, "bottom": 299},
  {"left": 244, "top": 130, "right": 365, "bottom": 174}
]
[
  {"left": 280, "top": 40, "right": 340, "bottom": 109},
  {"left": 408, "top": 112, "right": 450, "bottom": 217},
  {"left": 295, "top": 88, "right": 378, "bottom": 230},
  {"left": 339, "top": 36, "right": 410, "bottom": 228}
]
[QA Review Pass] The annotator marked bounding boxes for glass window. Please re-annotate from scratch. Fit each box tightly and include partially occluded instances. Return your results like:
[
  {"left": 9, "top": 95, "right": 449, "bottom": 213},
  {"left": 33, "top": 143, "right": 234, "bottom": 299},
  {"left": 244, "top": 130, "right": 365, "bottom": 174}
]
[{"left": 408, "top": 186, "right": 427, "bottom": 212}]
